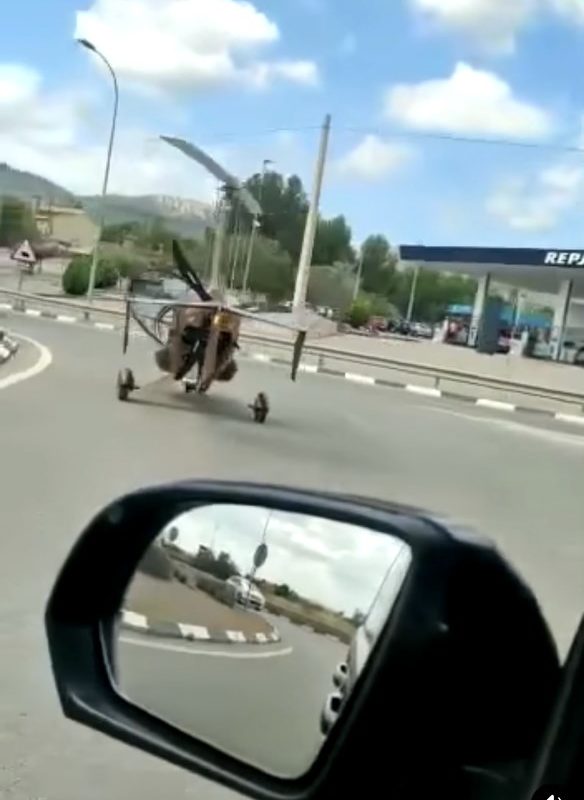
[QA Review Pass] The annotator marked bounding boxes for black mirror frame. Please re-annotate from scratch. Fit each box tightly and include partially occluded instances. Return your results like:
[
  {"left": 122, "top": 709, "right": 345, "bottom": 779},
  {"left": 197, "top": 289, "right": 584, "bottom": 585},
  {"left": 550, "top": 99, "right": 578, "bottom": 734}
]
[{"left": 45, "top": 481, "right": 560, "bottom": 800}]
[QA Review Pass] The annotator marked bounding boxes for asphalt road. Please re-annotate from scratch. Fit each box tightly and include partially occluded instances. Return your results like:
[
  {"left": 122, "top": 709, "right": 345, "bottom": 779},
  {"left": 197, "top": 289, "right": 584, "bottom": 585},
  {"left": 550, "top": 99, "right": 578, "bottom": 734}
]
[
  {"left": 1, "top": 313, "right": 584, "bottom": 799},
  {"left": 117, "top": 616, "right": 346, "bottom": 778}
]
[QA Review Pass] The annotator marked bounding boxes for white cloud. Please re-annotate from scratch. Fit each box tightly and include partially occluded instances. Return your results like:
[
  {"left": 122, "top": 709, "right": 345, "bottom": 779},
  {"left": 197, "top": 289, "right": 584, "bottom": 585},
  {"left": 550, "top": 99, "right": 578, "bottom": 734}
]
[
  {"left": 337, "top": 135, "right": 413, "bottom": 181},
  {"left": 549, "top": 0, "right": 584, "bottom": 24},
  {"left": 486, "top": 163, "right": 584, "bottom": 231},
  {"left": 75, "top": 0, "right": 319, "bottom": 93},
  {"left": 168, "top": 504, "right": 408, "bottom": 613},
  {"left": 0, "top": 62, "right": 226, "bottom": 200},
  {"left": 245, "top": 59, "right": 319, "bottom": 90},
  {"left": 384, "top": 62, "right": 552, "bottom": 140},
  {"left": 410, "top": 0, "right": 536, "bottom": 53},
  {"left": 409, "top": 0, "right": 584, "bottom": 53}
]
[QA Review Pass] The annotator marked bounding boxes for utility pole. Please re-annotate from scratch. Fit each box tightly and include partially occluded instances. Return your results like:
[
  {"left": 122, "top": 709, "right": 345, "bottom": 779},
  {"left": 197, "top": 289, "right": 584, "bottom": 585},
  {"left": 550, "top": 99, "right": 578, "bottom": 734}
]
[
  {"left": 293, "top": 114, "right": 331, "bottom": 315},
  {"left": 406, "top": 265, "right": 420, "bottom": 323},
  {"left": 242, "top": 158, "right": 272, "bottom": 294},
  {"left": 209, "top": 190, "right": 230, "bottom": 296},
  {"left": 353, "top": 248, "right": 364, "bottom": 302},
  {"left": 77, "top": 39, "right": 119, "bottom": 319}
]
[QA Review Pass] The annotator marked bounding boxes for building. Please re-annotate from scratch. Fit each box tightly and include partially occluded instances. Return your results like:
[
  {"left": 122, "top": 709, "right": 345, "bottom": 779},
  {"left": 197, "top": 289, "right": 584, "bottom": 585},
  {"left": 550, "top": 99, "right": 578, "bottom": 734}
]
[
  {"left": 400, "top": 245, "right": 584, "bottom": 362},
  {"left": 34, "top": 203, "right": 98, "bottom": 255}
]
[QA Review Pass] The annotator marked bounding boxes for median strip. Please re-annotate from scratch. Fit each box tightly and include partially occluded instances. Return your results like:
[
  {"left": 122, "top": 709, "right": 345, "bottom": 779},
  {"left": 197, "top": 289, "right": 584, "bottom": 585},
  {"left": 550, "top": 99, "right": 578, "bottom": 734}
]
[{"left": 120, "top": 608, "right": 281, "bottom": 646}]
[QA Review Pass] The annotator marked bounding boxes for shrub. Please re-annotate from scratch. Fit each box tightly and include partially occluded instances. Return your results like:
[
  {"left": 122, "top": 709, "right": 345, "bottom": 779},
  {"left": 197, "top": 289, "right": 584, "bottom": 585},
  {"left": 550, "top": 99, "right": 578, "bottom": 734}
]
[
  {"left": 62, "top": 254, "right": 120, "bottom": 295},
  {"left": 346, "top": 298, "right": 371, "bottom": 328},
  {"left": 137, "top": 543, "right": 173, "bottom": 580}
]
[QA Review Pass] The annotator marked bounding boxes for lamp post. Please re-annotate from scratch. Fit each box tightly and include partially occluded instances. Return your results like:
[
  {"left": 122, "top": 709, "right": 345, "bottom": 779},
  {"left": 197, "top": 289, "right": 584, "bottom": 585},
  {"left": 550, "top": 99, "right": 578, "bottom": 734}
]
[
  {"left": 242, "top": 158, "right": 273, "bottom": 294},
  {"left": 77, "top": 38, "right": 119, "bottom": 317}
]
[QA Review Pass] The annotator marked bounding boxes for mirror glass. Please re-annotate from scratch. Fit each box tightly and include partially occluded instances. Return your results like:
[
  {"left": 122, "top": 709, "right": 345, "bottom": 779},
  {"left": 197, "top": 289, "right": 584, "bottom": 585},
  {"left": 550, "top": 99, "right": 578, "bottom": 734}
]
[{"left": 115, "top": 504, "right": 412, "bottom": 777}]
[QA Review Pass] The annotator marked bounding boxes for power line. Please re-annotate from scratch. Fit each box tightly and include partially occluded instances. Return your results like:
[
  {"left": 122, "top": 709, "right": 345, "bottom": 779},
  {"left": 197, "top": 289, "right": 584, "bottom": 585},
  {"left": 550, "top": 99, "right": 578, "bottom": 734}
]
[{"left": 190, "top": 123, "right": 584, "bottom": 156}]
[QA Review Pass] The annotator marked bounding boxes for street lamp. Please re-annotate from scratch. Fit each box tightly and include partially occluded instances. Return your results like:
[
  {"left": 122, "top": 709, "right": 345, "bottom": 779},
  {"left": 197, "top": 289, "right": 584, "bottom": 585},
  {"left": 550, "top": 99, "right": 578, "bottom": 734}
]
[
  {"left": 77, "top": 38, "right": 119, "bottom": 316},
  {"left": 242, "top": 158, "right": 273, "bottom": 294}
]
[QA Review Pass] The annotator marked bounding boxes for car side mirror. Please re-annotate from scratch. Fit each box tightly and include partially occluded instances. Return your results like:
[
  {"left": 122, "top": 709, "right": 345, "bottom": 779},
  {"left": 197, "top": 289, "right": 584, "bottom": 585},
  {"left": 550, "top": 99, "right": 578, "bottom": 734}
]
[{"left": 45, "top": 482, "right": 560, "bottom": 799}]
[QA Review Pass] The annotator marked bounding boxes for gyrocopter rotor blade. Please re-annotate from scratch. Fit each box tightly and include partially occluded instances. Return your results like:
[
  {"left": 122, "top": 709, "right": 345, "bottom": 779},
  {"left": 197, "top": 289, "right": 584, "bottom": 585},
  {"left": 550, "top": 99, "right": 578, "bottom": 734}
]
[{"left": 160, "top": 135, "right": 262, "bottom": 217}]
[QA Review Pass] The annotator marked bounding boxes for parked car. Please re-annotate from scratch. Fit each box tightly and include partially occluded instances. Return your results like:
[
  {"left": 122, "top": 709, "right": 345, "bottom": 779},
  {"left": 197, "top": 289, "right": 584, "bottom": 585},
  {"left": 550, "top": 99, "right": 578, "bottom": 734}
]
[
  {"left": 225, "top": 575, "right": 266, "bottom": 611},
  {"left": 320, "top": 544, "right": 412, "bottom": 735}
]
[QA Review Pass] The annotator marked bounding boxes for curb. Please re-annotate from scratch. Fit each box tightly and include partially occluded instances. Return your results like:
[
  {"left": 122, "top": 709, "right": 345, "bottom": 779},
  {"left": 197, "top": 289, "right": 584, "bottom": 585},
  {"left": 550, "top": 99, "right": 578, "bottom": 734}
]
[
  {"left": 120, "top": 609, "right": 282, "bottom": 646},
  {"left": 0, "top": 301, "right": 117, "bottom": 331},
  {"left": 4, "top": 300, "right": 584, "bottom": 428},
  {"left": 244, "top": 351, "right": 584, "bottom": 428}
]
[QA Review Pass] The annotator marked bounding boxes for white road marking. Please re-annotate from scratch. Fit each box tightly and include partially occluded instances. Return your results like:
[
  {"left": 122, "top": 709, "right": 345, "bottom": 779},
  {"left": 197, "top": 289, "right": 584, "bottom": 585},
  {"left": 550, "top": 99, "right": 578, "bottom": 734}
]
[
  {"left": 299, "top": 363, "right": 318, "bottom": 374},
  {"left": 226, "top": 630, "right": 247, "bottom": 643},
  {"left": 25, "top": 309, "right": 41, "bottom": 317},
  {"left": 405, "top": 384, "right": 441, "bottom": 398},
  {"left": 0, "top": 302, "right": 12, "bottom": 310},
  {"left": 555, "top": 413, "right": 584, "bottom": 426},
  {"left": 56, "top": 315, "right": 76, "bottom": 324},
  {"left": 0, "top": 334, "right": 52, "bottom": 391},
  {"left": 178, "top": 623, "right": 210, "bottom": 640},
  {"left": 345, "top": 372, "right": 376, "bottom": 385},
  {"left": 252, "top": 353, "right": 272, "bottom": 362},
  {"left": 122, "top": 610, "right": 148, "bottom": 629},
  {"left": 475, "top": 398, "right": 516, "bottom": 412},
  {"left": 120, "top": 635, "right": 293, "bottom": 659},
  {"left": 95, "top": 322, "right": 115, "bottom": 331},
  {"left": 428, "top": 406, "right": 584, "bottom": 447}
]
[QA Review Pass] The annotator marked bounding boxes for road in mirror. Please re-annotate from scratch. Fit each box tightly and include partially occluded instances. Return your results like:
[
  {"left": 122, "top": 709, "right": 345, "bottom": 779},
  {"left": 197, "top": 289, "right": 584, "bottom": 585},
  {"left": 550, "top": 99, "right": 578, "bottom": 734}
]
[{"left": 115, "top": 504, "right": 412, "bottom": 777}]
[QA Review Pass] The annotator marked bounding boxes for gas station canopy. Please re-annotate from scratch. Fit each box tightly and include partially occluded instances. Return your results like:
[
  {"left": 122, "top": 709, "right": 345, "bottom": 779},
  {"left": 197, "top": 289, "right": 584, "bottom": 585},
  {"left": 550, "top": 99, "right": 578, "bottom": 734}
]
[{"left": 399, "top": 245, "right": 584, "bottom": 298}]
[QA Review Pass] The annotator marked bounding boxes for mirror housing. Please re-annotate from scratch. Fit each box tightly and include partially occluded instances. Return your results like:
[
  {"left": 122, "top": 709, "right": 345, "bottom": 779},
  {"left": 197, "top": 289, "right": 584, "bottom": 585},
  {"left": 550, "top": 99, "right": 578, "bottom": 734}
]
[{"left": 45, "top": 481, "right": 560, "bottom": 799}]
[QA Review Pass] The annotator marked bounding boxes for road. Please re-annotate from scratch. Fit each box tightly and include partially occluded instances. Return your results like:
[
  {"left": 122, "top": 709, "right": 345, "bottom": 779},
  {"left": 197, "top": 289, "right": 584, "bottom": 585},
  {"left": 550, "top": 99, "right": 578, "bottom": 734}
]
[
  {"left": 1, "top": 313, "right": 584, "bottom": 799},
  {"left": 118, "top": 616, "right": 346, "bottom": 778}
]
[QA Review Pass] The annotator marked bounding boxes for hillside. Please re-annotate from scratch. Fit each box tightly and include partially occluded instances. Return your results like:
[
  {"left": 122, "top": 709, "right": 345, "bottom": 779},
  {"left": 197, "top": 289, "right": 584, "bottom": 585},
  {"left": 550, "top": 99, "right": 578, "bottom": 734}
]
[
  {"left": 0, "top": 164, "right": 212, "bottom": 239},
  {"left": 0, "top": 163, "right": 77, "bottom": 206},
  {"left": 81, "top": 194, "right": 213, "bottom": 239}
]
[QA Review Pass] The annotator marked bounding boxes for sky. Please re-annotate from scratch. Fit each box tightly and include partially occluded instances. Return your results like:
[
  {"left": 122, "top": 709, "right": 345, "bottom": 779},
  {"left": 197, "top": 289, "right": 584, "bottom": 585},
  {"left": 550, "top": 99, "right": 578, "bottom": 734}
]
[
  {"left": 159, "top": 503, "right": 410, "bottom": 615},
  {"left": 4, "top": 0, "right": 584, "bottom": 248}
]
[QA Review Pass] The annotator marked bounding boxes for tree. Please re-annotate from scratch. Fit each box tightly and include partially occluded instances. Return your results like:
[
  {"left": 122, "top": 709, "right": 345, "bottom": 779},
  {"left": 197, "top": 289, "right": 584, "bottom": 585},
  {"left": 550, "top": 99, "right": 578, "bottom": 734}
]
[
  {"left": 312, "top": 215, "right": 353, "bottom": 266},
  {"left": 307, "top": 265, "right": 354, "bottom": 311},
  {"left": 391, "top": 269, "right": 477, "bottom": 322},
  {"left": 244, "top": 170, "right": 353, "bottom": 267},
  {"left": 0, "top": 197, "right": 39, "bottom": 247},
  {"left": 359, "top": 235, "right": 398, "bottom": 296},
  {"left": 245, "top": 235, "right": 295, "bottom": 300}
]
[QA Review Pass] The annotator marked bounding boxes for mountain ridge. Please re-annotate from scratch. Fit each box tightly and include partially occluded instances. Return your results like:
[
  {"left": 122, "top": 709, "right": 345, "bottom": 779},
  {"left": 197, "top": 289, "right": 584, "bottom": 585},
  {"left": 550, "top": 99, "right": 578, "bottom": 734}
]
[{"left": 0, "top": 164, "right": 212, "bottom": 239}]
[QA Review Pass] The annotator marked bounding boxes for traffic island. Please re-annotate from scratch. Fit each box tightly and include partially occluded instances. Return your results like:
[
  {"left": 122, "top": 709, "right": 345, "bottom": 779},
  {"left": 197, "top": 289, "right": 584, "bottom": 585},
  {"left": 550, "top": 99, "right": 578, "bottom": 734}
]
[
  {"left": 119, "top": 608, "right": 281, "bottom": 645},
  {"left": 120, "top": 572, "right": 281, "bottom": 645}
]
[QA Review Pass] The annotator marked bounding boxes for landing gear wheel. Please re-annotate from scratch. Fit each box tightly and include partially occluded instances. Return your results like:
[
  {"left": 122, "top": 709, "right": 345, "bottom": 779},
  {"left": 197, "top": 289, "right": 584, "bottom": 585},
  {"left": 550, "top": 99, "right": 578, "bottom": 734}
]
[
  {"left": 250, "top": 392, "right": 269, "bottom": 423},
  {"left": 117, "top": 368, "right": 135, "bottom": 402}
]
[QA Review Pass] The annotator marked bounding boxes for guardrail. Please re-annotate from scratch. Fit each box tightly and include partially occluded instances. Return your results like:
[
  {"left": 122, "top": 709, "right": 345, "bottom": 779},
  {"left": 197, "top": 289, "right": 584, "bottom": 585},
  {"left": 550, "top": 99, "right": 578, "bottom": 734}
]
[{"left": 2, "top": 286, "right": 583, "bottom": 409}]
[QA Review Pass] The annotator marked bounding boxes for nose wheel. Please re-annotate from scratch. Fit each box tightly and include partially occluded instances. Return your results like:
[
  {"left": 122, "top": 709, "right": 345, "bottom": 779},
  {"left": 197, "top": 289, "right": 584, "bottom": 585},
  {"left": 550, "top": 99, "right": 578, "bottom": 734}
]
[
  {"left": 250, "top": 392, "right": 269, "bottom": 423},
  {"left": 117, "top": 368, "right": 136, "bottom": 401}
]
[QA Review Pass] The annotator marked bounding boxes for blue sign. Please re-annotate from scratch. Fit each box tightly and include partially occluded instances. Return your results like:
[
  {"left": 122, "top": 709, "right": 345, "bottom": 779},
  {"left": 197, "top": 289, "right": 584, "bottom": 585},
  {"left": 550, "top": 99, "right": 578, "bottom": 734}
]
[{"left": 400, "top": 245, "right": 584, "bottom": 269}]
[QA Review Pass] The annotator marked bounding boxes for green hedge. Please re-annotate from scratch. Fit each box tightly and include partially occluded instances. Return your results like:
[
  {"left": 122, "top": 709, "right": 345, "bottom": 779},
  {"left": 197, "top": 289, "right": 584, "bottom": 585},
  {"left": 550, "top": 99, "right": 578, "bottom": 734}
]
[{"left": 62, "top": 254, "right": 121, "bottom": 296}]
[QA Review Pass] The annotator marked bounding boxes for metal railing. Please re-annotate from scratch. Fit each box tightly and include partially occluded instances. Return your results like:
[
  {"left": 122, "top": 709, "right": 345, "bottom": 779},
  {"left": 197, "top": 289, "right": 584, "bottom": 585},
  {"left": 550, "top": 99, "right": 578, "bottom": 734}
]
[{"left": 1, "top": 286, "right": 583, "bottom": 409}]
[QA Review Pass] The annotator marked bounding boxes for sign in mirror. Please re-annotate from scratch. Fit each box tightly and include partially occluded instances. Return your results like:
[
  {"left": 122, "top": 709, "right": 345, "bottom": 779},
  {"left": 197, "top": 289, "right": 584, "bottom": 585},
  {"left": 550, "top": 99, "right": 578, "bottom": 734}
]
[{"left": 114, "top": 504, "right": 412, "bottom": 777}]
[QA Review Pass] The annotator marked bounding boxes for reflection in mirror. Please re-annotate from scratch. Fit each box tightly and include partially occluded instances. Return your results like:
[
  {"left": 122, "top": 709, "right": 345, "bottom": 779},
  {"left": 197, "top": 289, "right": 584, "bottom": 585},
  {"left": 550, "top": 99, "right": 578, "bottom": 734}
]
[{"left": 116, "top": 505, "right": 412, "bottom": 778}]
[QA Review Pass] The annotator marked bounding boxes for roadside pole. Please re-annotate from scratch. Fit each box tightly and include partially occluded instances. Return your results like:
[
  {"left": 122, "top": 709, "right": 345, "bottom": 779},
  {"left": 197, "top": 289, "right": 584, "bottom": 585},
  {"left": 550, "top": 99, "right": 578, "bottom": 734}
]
[
  {"left": 406, "top": 265, "right": 420, "bottom": 323},
  {"left": 292, "top": 114, "right": 332, "bottom": 315},
  {"left": 353, "top": 248, "right": 364, "bottom": 302}
]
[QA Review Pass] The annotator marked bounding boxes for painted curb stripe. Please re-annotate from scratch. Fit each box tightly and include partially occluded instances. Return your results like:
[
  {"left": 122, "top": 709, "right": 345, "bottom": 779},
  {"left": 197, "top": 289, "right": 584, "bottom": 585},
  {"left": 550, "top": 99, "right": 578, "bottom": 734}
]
[
  {"left": 405, "top": 384, "right": 442, "bottom": 398},
  {"left": 475, "top": 398, "right": 516, "bottom": 412},
  {"left": 120, "top": 609, "right": 281, "bottom": 646}
]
